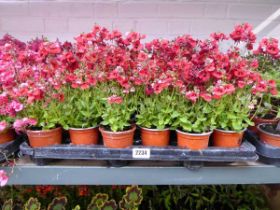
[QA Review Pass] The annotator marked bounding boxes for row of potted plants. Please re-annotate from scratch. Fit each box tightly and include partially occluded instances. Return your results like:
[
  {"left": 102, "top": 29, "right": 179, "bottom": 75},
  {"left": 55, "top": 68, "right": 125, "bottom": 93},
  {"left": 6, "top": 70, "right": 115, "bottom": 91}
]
[{"left": 0, "top": 23, "right": 279, "bottom": 150}]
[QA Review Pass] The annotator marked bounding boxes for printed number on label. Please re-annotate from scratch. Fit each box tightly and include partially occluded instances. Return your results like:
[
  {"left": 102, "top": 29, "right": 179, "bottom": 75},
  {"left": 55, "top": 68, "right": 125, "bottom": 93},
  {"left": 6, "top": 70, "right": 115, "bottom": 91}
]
[{"left": 132, "top": 148, "right": 151, "bottom": 159}]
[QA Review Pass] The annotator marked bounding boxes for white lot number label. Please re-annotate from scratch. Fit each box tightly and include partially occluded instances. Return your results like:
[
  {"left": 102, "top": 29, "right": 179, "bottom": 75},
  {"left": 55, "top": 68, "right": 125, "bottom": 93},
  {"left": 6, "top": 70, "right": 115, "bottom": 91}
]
[{"left": 132, "top": 148, "right": 151, "bottom": 159}]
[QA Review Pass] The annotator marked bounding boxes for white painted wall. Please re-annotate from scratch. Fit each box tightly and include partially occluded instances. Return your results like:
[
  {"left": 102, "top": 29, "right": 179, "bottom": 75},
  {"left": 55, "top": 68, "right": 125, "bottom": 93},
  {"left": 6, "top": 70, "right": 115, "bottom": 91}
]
[{"left": 0, "top": 0, "right": 279, "bottom": 42}]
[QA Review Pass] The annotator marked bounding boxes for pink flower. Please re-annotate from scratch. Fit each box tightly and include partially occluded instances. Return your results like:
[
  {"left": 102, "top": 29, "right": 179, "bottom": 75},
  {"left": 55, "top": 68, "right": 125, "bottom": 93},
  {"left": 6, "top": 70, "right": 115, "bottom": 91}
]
[
  {"left": 107, "top": 95, "right": 123, "bottom": 104},
  {"left": 255, "top": 81, "right": 267, "bottom": 93},
  {"left": 186, "top": 91, "right": 198, "bottom": 103},
  {"left": 10, "top": 101, "right": 23, "bottom": 112},
  {"left": 268, "top": 80, "right": 277, "bottom": 88},
  {"left": 145, "top": 85, "right": 154, "bottom": 96},
  {"left": 0, "top": 170, "right": 8, "bottom": 187},
  {"left": 0, "top": 121, "right": 8, "bottom": 132},
  {"left": 224, "top": 84, "right": 235, "bottom": 94},
  {"left": 210, "top": 32, "right": 228, "bottom": 41},
  {"left": 213, "top": 86, "right": 226, "bottom": 99},
  {"left": 200, "top": 92, "right": 212, "bottom": 102},
  {"left": 13, "top": 118, "right": 37, "bottom": 132},
  {"left": 270, "top": 88, "right": 278, "bottom": 96}
]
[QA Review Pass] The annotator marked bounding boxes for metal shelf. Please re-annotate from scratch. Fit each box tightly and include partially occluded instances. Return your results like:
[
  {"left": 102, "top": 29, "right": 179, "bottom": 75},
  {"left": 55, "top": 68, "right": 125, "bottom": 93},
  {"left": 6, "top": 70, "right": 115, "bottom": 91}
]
[{"left": 1, "top": 157, "right": 280, "bottom": 185}]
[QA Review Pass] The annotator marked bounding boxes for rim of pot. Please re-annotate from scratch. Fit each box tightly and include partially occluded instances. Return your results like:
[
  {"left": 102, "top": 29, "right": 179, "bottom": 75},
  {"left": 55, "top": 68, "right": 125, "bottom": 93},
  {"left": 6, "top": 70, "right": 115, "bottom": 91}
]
[
  {"left": 253, "top": 116, "right": 280, "bottom": 120},
  {"left": 138, "top": 125, "right": 170, "bottom": 131},
  {"left": 26, "top": 126, "right": 62, "bottom": 133},
  {"left": 214, "top": 128, "right": 246, "bottom": 133},
  {"left": 176, "top": 129, "right": 213, "bottom": 136},
  {"left": 69, "top": 125, "right": 99, "bottom": 130},
  {"left": 99, "top": 124, "right": 136, "bottom": 133},
  {"left": 257, "top": 123, "right": 280, "bottom": 137}
]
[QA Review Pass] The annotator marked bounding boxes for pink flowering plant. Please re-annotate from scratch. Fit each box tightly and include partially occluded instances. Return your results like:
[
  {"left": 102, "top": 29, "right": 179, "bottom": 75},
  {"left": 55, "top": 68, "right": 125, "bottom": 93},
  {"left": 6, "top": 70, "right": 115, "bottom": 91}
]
[
  {"left": 15, "top": 40, "right": 66, "bottom": 130},
  {"left": 135, "top": 39, "right": 179, "bottom": 129},
  {"left": 0, "top": 93, "right": 23, "bottom": 132},
  {"left": 170, "top": 24, "right": 275, "bottom": 132},
  {"left": 101, "top": 85, "right": 137, "bottom": 132},
  {"left": 0, "top": 170, "right": 8, "bottom": 186},
  {"left": 0, "top": 23, "right": 277, "bottom": 136},
  {"left": 248, "top": 37, "right": 280, "bottom": 119},
  {"left": 209, "top": 29, "right": 276, "bottom": 131}
]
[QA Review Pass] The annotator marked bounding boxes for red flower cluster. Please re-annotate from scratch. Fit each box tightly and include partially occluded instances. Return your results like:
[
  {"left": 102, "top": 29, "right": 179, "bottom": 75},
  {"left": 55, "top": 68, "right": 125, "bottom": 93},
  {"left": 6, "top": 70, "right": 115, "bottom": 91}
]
[
  {"left": 230, "top": 23, "right": 256, "bottom": 50},
  {"left": 0, "top": 23, "right": 277, "bottom": 131},
  {"left": 107, "top": 95, "right": 123, "bottom": 105},
  {"left": 254, "top": 38, "right": 280, "bottom": 58},
  {"left": 35, "top": 185, "right": 56, "bottom": 197},
  {"left": 77, "top": 186, "right": 90, "bottom": 196}
]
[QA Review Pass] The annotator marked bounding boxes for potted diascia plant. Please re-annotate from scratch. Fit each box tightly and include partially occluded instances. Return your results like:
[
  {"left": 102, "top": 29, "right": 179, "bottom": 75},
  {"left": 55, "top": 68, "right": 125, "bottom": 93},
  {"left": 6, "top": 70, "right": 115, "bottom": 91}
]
[
  {"left": 205, "top": 24, "right": 276, "bottom": 147},
  {"left": 99, "top": 88, "right": 137, "bottom": 148},
  {"left": 251, "top": 38, "right": 280, "bottom": 146},
  {"left": 0, "top": 38, "right": 28, "bottom": 144},
  {"left": 248, "top": 38, "right": 280, "bottom": 132},
  {"left": 59, "top": 32, "right": 107, "bottom": 145},
  {"left": 172, "top": 91, "right": 215, "bottom": 150},
  {"left": 13, "top": 41, "right": 65, "bottom": 147},
  {"left": 168, "top": 36, "right": 216, "bottom": 150},
  {"left": 61, "top": 87, "right": 102, "bottom": 145},
  {"left": 96, "top": 28, "right": 144, "bottom": 148},
  {"left": 135, "top": 41, "right": 174, "bottom": 147},
  {"left": 136, "top": 88, "right": 174, "bottom": 147}
]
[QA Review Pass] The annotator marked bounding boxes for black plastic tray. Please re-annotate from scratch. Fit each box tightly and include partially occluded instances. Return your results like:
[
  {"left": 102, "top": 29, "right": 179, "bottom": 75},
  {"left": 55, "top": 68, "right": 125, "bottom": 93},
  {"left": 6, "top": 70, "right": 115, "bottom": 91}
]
[
  {"left": 245, "top": 131, "right": 280, "bottom": 166},
  {"left": 20, "top": 139, "right": 258, "bottom": 168},
  {"left": 0, "top": 137, "right": 24, "bottom": 163}
]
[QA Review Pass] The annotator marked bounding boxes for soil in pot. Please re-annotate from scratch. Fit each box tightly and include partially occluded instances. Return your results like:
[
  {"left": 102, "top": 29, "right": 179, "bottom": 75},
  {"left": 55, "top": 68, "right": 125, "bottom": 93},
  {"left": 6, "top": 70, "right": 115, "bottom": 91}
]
[
  {"left": 176, "top": 130, "right": 211, "bottom": 150},
  {"left": 140, "top": 127, "right": 170, "bottom": 147},
  {"left": 26, "top": 127, "right": 62, "bottom": 148},
  {"left": 69, "top": 127, "right": 99, "bottom": 145},
  {"left": 258, "top": 124, "right": 280, "bottom": 147},
  {"left": 99, "top": 125, "right": 136, "bottom": 148},
  {"left": 0, "top": 128, "right": 15, "bottom": 144},
  {"left": 212, "top": 129, "right": 245, "bottom": 148}
]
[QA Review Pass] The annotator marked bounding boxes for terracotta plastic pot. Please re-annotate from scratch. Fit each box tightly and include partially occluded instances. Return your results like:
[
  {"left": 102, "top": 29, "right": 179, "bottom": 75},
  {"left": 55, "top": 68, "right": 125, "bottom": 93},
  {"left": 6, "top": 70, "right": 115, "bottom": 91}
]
[
  {"left": 140, "top": 127, "right": 170, "bottom": 147},
  {"left": 212, "top": 128, "right": 245, "bottom": 148},
  {"left": 176, "top": 130, "right": 212, "bottom": 150},
  {"left": 0, "top": 128, "right": 15, "bottom": 144},
  {"left": 26, "top": 127, "right": 62, "bottom": 148},
  {"left": 69, "top": 126, "right": 99, "bottom": 145},
  {"left": 248, "top": 116, "right": 279, "bottom": 133},
  {"left": 99, "top": 125, "right": 136, "bottom": 148},
  {"left": 257, "top": 123, "right": 280, "bottom": 147}
]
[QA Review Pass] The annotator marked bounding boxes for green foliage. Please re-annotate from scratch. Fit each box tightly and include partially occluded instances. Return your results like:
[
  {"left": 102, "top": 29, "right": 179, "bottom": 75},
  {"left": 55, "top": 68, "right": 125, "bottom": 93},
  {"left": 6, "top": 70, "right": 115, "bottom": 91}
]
[
  {"left": 47, "top": 196, "right": 67, "bottom": 210},
  {"left": 0, "top": 185, "right": 269, "bottom": 210},
  {"left": 136, "top": 89, "right": 176, "bottom": 129},
  {"left": 213, "top": 90, "right": 254, "bottom": 131},
  {"left": 87, "top": 193, "right": 109, "bottom": 210},
  {"left": 252, "top": 94, "right": 280, "bottom": 119},
  {"left": 172, "top": 94, "right": 216, "bottom": 133},
  {"left": 87, "top": 194, "right": 118, "bottom": 210},
  {"left": 23, "top": 100, "right": 64, "bottom": 130},
  {"left": 100, "top": 200, "right": 117, "bottom": 210},
  {"left": 24, "top": 197, "right": 41, "bottom": 210},
  {"left": 2, "top": 199, "right": 12, "bottom": 210},
  {"left": 72, "top": 205, "right": 81, "bottom": 210},
  {"left": 141, "top": 185, "right": 269, "bottom": 210},
  {"left": 61, "top": 86, "right": 103, "bottom": 129},
  {"left": 119, "top": 186, "right": 143, "bottom": 210},
  {"left": 100, "top": 84, "right": 137, "bottom": 132}
]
